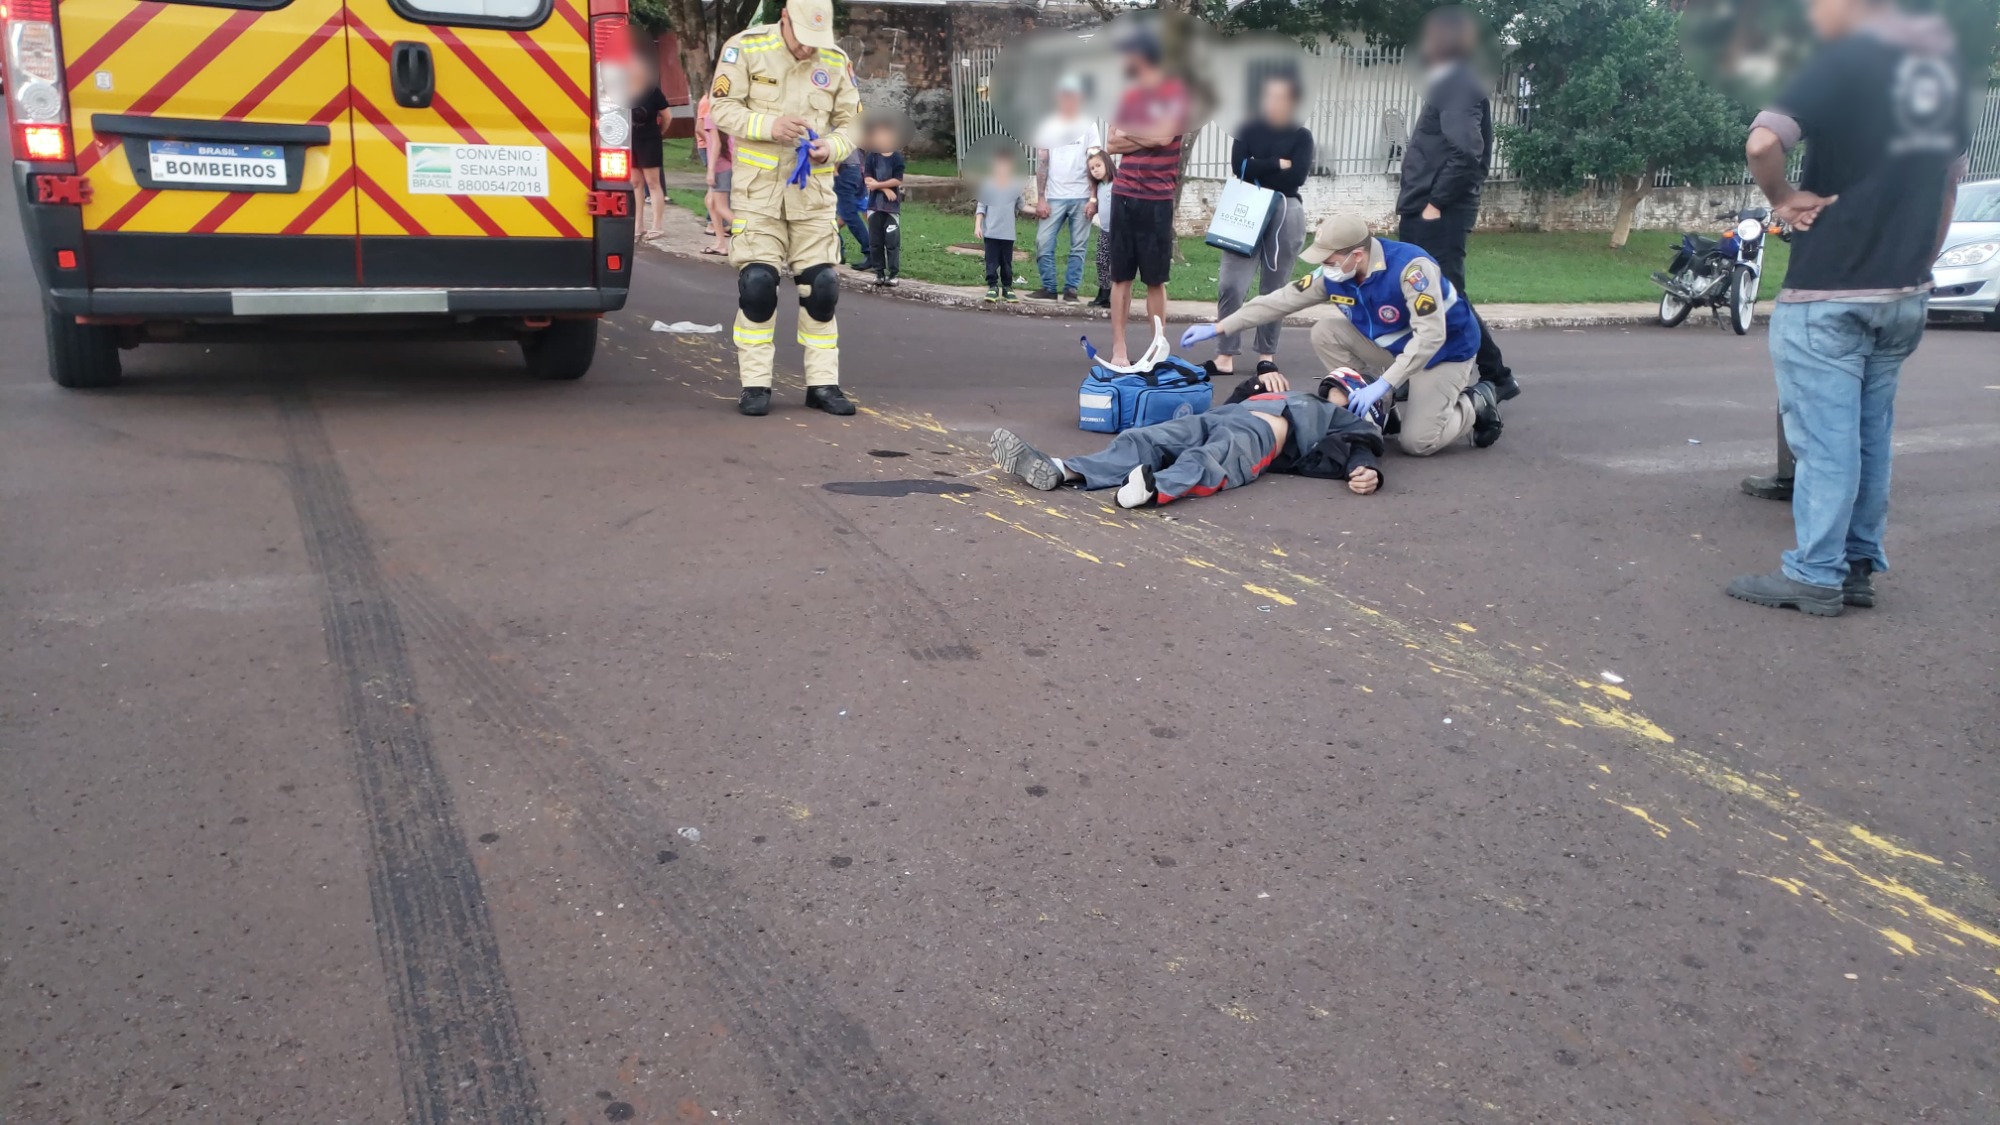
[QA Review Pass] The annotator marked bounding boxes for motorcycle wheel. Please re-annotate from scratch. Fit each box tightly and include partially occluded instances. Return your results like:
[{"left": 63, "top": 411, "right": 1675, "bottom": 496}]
[
  {"left": 1659, "top": 280, "right": 1693, "bottom": 328},
  {"left": 1728, "top": 265, "right": 1758, "bottom": 335}
]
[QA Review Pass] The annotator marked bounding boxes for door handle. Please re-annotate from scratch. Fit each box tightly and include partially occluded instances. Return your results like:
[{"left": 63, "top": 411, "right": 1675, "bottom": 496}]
[{"left": 390, "top": 41, "right": 434, "bottom": 109}]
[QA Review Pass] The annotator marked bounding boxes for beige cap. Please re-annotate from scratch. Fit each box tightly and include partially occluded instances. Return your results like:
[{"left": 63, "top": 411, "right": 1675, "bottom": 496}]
[
  {"left": 1298, "top": 214, "right": 1371, "bottom": 264},
  {"left": 788, "top": 0, "right": 838, "bottom": 49}
]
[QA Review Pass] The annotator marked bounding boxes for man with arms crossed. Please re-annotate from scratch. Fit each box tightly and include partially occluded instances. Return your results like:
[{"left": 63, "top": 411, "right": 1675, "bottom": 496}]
[{"left": 1103, "top": 31, "right": 1190, "bottom": 365}]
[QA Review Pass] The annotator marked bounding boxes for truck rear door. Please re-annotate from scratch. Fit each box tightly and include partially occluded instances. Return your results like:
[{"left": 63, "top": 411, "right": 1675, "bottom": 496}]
[
  {"left": 61, "top": 0, "right": 361, "bottom": 288},
  {"left": 340, "top": 0, "right": 596, "bottom": 288}
]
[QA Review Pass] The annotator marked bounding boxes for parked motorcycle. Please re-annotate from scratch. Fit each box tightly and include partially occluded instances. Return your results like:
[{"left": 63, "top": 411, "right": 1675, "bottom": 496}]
[{"left": 1653, "top": 208, "right": 1785, "bottom": 335}]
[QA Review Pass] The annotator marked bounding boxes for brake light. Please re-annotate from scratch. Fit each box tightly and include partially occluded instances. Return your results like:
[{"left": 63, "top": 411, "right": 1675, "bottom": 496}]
[
  {"left": 4, "top": 0, "right": 73, "bottom": 169},
  {"left": 589, "top": 5, "right": 632, "bottom": 186}
]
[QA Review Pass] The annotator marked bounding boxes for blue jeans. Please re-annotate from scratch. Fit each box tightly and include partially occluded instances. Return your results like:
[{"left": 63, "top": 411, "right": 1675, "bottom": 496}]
[
  {"left": 835, "top": 164, "right": 869, "bottom": 260},
  {"left": 1768, "top": 294, "right": 1927, "bottom": 588},
  {"left": 1035, "top": 198, "right": 1090, "bottom": 292}
]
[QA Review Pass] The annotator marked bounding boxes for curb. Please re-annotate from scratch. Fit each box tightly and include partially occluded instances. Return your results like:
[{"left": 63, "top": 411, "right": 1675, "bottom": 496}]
[{"left": 644, "top": 241, "right": 1659, "bottom": 332}]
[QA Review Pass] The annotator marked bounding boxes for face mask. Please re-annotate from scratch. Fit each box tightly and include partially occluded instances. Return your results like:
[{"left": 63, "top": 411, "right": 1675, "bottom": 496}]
[{"left": 1322, "top": 256, "right": 1359, "bottom": 283}]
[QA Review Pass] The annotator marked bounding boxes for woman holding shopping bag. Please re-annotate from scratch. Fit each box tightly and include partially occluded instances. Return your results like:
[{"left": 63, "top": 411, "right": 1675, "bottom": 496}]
[{"left": 1212, "top": 72, "right": 1313, "bottom": 377}]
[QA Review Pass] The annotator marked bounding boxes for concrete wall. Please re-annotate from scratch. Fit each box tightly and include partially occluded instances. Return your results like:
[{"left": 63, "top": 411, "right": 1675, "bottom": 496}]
[
  {"left": 1174, "top": 173, "right": 1770, "bottom": 238},
  {"left": 842, "top": 1, "right": 1039, "bottom": 158}
]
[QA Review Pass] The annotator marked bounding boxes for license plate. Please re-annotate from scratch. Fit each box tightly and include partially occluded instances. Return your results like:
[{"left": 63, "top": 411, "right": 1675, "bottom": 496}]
[{"left": 146, "top": 140, "right": 287, "bottom": 189}]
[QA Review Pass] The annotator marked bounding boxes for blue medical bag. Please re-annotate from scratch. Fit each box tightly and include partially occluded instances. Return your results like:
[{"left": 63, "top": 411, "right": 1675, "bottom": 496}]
[{"left": 1077, "top": 350, "right": 1212, "bottom": 434}]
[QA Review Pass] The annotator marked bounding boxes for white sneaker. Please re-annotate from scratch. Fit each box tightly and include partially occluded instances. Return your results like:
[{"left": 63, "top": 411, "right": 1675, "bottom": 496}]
[{"left": 1116, "top": 465, "right": 1157, "bottom": 509}]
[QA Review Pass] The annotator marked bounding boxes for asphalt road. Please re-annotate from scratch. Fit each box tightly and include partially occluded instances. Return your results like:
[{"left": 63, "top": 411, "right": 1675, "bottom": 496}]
[{"left": 3, "top": 204, "right": 1997, "bottom": 1124}]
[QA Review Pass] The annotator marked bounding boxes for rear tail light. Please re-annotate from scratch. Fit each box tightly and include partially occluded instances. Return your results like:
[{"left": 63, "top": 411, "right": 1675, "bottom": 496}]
[
  {"left": 589, "top": 5, "right": 632, "bottom": 185},
  {"left": 5, "top": 0, "right": 75, "bottom": 169}
]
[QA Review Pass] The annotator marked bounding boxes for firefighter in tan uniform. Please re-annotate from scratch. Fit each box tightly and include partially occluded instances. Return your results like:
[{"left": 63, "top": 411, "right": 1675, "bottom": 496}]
[{"left": 707, "top": 0, "right": 862, "bottom": 416}]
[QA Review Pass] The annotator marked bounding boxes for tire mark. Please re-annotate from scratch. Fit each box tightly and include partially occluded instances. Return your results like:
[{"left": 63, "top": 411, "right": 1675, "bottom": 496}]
[
  {"left": 275, "top": 388, "right": 544, "bottom": 1125},
  {"left": 382, "top": 570, "right": 941, "bottom": 1125},
  {"left": 797, "top": 491, "right": 981, "bottom": 664}
]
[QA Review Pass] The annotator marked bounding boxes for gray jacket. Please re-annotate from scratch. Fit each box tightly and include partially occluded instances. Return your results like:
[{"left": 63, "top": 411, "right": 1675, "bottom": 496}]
[{"left": 1397, "top": 62, "right": 1493, "bottom": 215}]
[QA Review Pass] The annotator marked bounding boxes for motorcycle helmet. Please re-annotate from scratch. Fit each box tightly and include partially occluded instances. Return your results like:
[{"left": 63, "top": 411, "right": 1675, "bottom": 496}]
[{"left": 1320, "top": 367, "right": 1389, "bottom": 430}]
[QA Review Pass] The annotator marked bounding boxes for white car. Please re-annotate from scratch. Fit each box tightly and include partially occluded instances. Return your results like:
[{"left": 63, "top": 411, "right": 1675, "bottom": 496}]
[{"left": 1931, "top": 177, "right": 2000, "bottom": 329}]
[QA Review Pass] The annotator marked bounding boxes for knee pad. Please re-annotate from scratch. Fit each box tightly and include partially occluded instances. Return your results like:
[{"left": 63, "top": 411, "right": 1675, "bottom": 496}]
[
  {"left": 796, "top": 264, "right": 840, "bottom": 321},
  {"left": 737, "top": 264, "right": 780, "bottom": 322}
]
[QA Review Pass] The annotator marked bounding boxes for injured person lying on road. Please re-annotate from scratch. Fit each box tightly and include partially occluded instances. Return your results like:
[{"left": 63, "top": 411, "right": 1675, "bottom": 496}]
[{"left": 991, "top": 370, "right": 1387, "bottom": 508}]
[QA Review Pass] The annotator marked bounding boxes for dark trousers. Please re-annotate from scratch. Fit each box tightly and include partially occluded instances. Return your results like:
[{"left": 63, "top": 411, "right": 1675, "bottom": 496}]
[
  {"left": 835, "top": 164, "right": 870, "bottom": 261},
  {"left": 867, "top": 211, "right": 901, "bottom": 279},
  {"left": 1398, "top": 207, "right": 1510, "bottom": 384},
  {"left": 984, "top": 238, "right": 1015, "bottom": 290}
]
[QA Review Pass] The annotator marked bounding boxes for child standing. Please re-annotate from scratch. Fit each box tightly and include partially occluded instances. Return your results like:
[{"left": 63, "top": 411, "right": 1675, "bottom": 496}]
[
  {"left": 1083, "top": 149, "right": 1116, "bottom": 308},
  {"left": 974, "top": 147, "right": 1025, "bottom": 303},
  {"left": 861, "top": 119, "right": 905, "bottom": 286}
]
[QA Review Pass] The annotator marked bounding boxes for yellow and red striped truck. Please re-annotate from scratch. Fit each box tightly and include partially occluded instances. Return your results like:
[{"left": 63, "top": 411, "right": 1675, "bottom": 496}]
[{"left": 5, "top": 0, "right": 638, "bottom": 386}]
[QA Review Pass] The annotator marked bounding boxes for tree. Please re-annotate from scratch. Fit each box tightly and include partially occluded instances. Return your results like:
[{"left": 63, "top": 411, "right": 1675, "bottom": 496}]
[
  {"left": 1497, "top": 0, "right": 1748, "bottom": 248},
  {"left": 661, "top": 0, "right": 765, "bottom": 100}
]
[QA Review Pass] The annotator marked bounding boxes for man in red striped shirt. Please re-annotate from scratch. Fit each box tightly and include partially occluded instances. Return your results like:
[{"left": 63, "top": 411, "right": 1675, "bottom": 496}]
[{"left": 1104, "top": 30, "right": 1190, "bottom": 365}]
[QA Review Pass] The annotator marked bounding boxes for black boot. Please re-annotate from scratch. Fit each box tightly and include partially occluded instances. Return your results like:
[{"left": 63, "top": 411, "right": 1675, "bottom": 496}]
[
  {"left": 738, "top": 387, "right": 772, "bottom": 416},
  {"left": 1483, "top": 368, "right": 1522, "bottom": 402},
  {"left": 1466, "top": 381, "right": 1503, "bottom": 448},
  {"left": 805, "top": 385, "right": 856, "bottom": 416},
  {"left": 1091, "top": 287, "right": 1111, "bottom": 308}
]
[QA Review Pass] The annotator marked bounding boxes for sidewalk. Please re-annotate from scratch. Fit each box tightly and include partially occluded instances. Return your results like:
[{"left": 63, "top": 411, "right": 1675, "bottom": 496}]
[{"left": 640, "top": 200, "right": 1659, "bottom": 331}]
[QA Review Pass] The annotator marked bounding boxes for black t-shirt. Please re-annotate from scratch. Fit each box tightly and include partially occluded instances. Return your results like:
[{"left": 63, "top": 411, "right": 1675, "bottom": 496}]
[
  {"left": 1229, "top": 121, "right": 1313, "bottom": 199},
  {"left": 1771, "top": 23, "right": 1968, "bottom": 292}
]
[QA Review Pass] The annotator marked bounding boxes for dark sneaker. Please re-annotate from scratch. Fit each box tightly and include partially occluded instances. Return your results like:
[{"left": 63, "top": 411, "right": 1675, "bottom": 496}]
[
  {"left": 804, "top": 385, "right": 855, "bottom": 416},
  {"left": 990, "top": 428, "right": 1065, "bottom": 491},
  {"left": 1025, "top": 288, "right": 1061, "bottom": 300},
  {"left": 1002, "top": 289, "right": 1021, "bottom": 304},
  {"left": 1485, "top": 371, "right": 1522, "bottom": 402},
  {"left": 1062, "top": 289, "right": 1079, "bottom": 303},
  {"left": 1467, "top": 381, "right": 1503, "bottom": 448},
  {"left": 737, "top": 386, "right": 772, "bottom": 416},
  {"left": 1843, "top": 559, "right": 1876, "bottom": 608},
  {"left": 1740, "top": 474, "right": 1794, "bottom": 501},
  {"left": 1726, "top": 570, "right": 1843, "bottom": 617}
]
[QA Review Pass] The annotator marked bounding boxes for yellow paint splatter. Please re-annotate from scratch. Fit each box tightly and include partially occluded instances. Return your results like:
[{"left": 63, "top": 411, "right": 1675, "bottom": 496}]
[
  {"left": 1576, "top": 678, "right": 1636, "bottom": 702},
  {"left": 1067, "top": 549, "right": 1102, "bottom": 564},
  {"left": 1680, "top": 817, "right": 1700, "bottom": 831},
  {"left": 1268, "top": 546, "right": 1289, "bottom": 558},
  {"left": 1242, "top": 584, "right": 1297, "bottom": 606},
  {"left": 1809, "top": 839, "right": 2000, "bottom": 952},
  {"left": 1218, "top": 1001, "right": 1258, "bottom": 1022},
  {"left": 1555, "top": 717, "right": 1584, "bottom": 729},
  {"left": 1759, "top": 875, "right": 1807, "bottom": 896},
  {"left": 1880, "top": 929, "right": 1919, "bottom": 956},
  {"left": 1358, "top": 685, "right": 1373, "bottom": 693},
  {"left": 1455, "top": 623, "right": 1477, "bottom": 633},
  {"left": 982, "top": 511, "right": 1047, "bottom": 540},
  {"left": 1570, "top": 699, "right": 1675, "bottom": 744},
  {"left": 1949, "top": 979, "right": 2000, "bottom": 1008},
  {"left": 1597, "top": 764, "right": 1611, "bottom": 774},
  {"left": 1164, "top": 959, "right": 1182, "bottom": 973},
  {"left": 1621, "top": 805, "right": 1671, "bottom": 838},
  {"left": 1182, "top": 556, "right": 1221, "bottom": 570},
  {"left": 1848, "top": 825, "right": 1945, "bottom": 866}
]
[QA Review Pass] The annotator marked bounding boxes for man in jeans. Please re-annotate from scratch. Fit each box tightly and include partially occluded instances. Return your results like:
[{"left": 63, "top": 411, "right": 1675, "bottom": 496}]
[
  {"left": 1726, "top": 0, "right": 1967, "bottom": 617},
  {"left": 1028, "top": 77, "right": 1100, "bottom": 301}
]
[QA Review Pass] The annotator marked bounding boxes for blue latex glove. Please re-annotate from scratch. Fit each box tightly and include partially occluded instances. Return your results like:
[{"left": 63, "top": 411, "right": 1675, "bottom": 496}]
[
  {"left": 1346, "top": 377, "right": 1393, "bottom": 417},
  {"left": 1179, "top": 323, "right": 1218, "bottom": 349},
  {"left": 787, "top": 128, "right": 819, "bottom": 189}
]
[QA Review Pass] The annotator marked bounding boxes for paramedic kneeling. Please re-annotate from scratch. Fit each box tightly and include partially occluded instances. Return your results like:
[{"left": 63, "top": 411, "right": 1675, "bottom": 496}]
[{"left": 1182, "top": 213, "right": 1501, "bottom": 455}]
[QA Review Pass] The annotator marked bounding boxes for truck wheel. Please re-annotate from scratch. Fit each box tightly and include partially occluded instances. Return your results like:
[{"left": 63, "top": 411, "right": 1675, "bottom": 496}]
[
  {"left": 521, "top": 318, "right": 597, "bottom": 380},
  {"left": 45, "top": 305, "right": 122, "bottom": 389}
]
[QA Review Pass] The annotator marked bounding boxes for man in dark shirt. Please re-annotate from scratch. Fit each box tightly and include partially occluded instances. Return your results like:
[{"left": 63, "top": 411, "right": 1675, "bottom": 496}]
[
  {"left": 1395, "top": 6, "right": 1517, "bottom": 402},
  {"left": 1104, "top": 31, "right": 1190, "bottom": 366},
  {"left": 1725, "top": 0, "right": 1967, "bottom": 617}
]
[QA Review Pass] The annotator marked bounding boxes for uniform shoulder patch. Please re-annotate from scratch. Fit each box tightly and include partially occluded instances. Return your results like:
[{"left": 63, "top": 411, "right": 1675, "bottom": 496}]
[
  {"left": 722, "top": 46, "right": 738, "bottom": 63},
  {"left": 1292, "top": 272, "right": 1316, "bottom": 293},
  {"left": 1412, "top": 292, "right": 1438, "bottom": 316},
  {"left": 712, "top": 74, "right": 731, "bottom": 97},
  {"left": 1401, "top": 262, "right": 1429, "bottom": 293}
]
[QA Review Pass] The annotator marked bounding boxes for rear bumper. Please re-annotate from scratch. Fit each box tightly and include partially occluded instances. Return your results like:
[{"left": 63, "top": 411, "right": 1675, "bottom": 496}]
[{"left": 46, "top": 285, "right": 627, "bottom": 317}]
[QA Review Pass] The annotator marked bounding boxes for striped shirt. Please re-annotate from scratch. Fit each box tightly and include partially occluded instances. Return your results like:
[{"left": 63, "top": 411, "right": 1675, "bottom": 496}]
[{"left": 1110, "top": 77, "right": 1188, "bottom": 202}]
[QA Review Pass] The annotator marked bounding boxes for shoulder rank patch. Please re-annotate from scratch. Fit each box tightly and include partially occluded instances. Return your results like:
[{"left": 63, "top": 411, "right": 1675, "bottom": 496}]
[
  {"left": 711, "top": 74, "right": 731, "bottom": 97},
  {"left": 1292, "top": 272, "right": 1316, "bottom": 293},
  {"left": 1412, "top": 292, "right": 1438, "bottom": 316},
  {"left": 1402, "top": 262, "right": 1428, "bottom": 293},
  {"left": 722, "top": 46, "right": 739, "bottom": 63}
]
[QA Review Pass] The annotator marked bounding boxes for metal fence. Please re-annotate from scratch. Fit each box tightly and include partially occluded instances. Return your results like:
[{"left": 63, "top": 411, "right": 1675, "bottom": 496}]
[{"left": 953, "top": 44, "right": 2000, "bottom": 187}]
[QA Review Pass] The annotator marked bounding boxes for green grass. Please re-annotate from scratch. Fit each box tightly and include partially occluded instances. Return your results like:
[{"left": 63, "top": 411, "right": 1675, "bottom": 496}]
[{"left": 660, "top": 194, "right": 1788, "bottom": 305}]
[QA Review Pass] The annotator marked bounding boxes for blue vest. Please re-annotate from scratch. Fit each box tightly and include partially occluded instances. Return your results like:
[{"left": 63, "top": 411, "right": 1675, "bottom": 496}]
[{"left": 1315, "top": 239, "right": 1481, "bottom": 366}]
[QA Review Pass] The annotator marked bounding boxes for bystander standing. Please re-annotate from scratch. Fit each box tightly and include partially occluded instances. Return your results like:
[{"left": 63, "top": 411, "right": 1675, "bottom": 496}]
[
  {"left": 1028, "top": 76, "right": 1101, "bottom": 302},
  {"left": 1104, "top": 30, "right": 1190, "bottom": 365},
  {"left": 1725, "top": 0, "right": 1968, "bottom": 617},
  {"left": 1212, "top": 71, "right": 1312, "bottom": 377}
]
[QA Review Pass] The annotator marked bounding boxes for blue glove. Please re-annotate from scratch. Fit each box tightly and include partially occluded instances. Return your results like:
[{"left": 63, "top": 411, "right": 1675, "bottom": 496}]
[
  {"left": 787, "top": 128, "right": 819, "bottom": 189},
  {"left": 1179, "top": 323, "right": 1219, "bottom": 349},
  {"left": 1346, "top": 377, "right": 1393, "bottom": 417}
]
